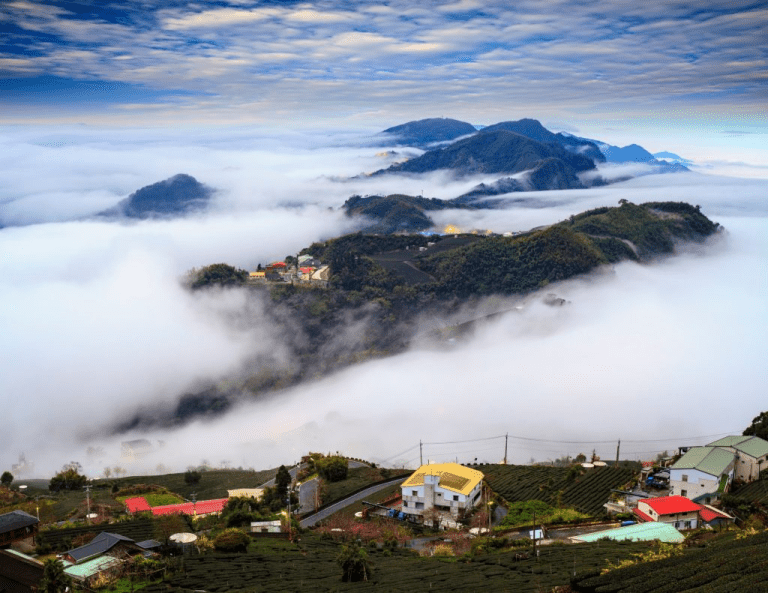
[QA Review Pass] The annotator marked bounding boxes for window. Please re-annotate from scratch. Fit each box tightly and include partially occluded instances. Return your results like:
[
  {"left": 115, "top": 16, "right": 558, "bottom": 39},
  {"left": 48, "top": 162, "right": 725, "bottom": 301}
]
[
  {"left": 412, "top": 490, "right": 418, "bottom": 496},
  {"left": 453, "top": 495, "right": 459, "bottom": 501},
  {"left": 682, "top": 474, "right": 688, "bottom": 482},
  {"left": 684, "top": 521, "right": 692, "bottom": 529},
  {"left": 403, "top": 501, "right": 408, "bottom": 507},
  {"left": 415, "top": 502, "right": 424, "bottom": 510},
  {"left": 681, "top": 489, "right": 687, "bottom": 497},
  {"left": 437, "top": 492, "right": 442, "bottom": 497}
]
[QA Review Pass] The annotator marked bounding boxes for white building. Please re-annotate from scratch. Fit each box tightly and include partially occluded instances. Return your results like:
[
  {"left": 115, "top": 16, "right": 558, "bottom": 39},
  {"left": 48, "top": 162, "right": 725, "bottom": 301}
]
[
  {"left": 668, "top": 446, "right": 735, "bottom": 504},
  {"left": 400, "top": 463, "right": 484, "bottom": 523}
]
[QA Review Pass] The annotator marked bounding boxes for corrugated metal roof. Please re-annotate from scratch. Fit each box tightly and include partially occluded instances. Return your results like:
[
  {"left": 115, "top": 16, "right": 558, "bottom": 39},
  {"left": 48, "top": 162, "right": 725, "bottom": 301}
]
[
  {"left": 67, "top": 532, "right": 134, "bottom": 563},
  {"left": 642, "top": 495, "right": 701, "bottom": 515},
  {"left": 0, "top": 510, "right": 38, "bottom": 534},
  {"left": 401, "top": 463, "right": 483, "bottom": 496},
  {"left": 64, "top": 555, "right": 120, "bottom": 580},
  {"left": 671, "top": 447, "right": 735, "bottom": 476},
  {"left": 707, "top": 435, "right": 750, "bottom": 448},
  {"left": 572, "top": 522, "right": 684, "bottom": 544}
]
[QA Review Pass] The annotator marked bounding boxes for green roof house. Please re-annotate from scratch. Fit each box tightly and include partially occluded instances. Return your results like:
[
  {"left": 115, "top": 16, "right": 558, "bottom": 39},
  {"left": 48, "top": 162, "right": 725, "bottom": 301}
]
[
  {"left": 669, "top": 447, "right": 736, "bottom": 503},
  {"left": 707, "top": 435, "right": 768, "bottom": 482}
]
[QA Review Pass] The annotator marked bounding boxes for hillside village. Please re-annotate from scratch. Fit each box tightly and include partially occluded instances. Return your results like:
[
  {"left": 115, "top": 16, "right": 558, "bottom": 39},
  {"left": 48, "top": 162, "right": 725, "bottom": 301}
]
[{"left": 2, "top": 428, "right": 767, "bottom": 592}]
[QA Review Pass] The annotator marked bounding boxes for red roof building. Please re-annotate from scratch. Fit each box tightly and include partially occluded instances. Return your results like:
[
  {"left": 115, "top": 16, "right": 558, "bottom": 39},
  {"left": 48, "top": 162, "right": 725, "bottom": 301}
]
[
  {"left": 124, "top": 497, "right": 151, "bottom": 513},
  {"left": 635, "top": 496, "right": 702, "bottom": 530}
]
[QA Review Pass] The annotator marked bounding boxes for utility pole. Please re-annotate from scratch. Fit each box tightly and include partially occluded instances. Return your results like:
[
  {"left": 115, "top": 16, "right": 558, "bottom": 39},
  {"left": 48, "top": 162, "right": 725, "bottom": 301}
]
[
  {"left": 616, "top": 440, "right": 621, "bottom": 467},
  {"left": 420, "top": 440, "right": 423, "bottom": 466},
  {"left": 504, "top": 433, "right": 508, "bottom": 465},
  {"left": 191, "top": 492, "right": 197, "bottom": 518},
  {"left": 84, "top": 485, "right": 91, "bottom": 524}
]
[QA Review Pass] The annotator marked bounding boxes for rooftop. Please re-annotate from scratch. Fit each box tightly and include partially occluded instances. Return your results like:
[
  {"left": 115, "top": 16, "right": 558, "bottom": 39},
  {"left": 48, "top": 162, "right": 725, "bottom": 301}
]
[
  {"left": 671, "top": 447, "right": 735, "bottom": 477},
  {"left": 708, "top": 435, "right": 768, "bottom": 459},
  {"left": 0, "top": 510, "right": 39, "bottom": 534},
  {"left": 151, "top": 498, "right": 227, "bottom": 516},
  {"left": 641, "top": 495, "right": 702, "bottom": 515},
  {"left": 64, "top": 555, "right": 120, "bottom": 581},
  {"left": 401, "top": 463, "right": 484, "bottom": 496},
  {"left": 67, "top": 531, "right": 135, "bottom": 564},
  {"left": 124, "top": 497, "right": 152, "bottom": 513},
  {"left": 572, "top": 522, "right": 685, "bottom": 544}
]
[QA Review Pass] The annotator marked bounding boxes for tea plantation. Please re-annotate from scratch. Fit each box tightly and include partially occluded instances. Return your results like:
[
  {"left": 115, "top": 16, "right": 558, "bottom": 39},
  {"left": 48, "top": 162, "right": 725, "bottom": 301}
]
[
  {"left": 570, "top": 529, "right": 768, "bottom": 592},
  {"left": 478, "top": 464, "right": 636, "bottom": 516},
  {"left": 140, "top": 534, "right": 652, "bottom": 592}
]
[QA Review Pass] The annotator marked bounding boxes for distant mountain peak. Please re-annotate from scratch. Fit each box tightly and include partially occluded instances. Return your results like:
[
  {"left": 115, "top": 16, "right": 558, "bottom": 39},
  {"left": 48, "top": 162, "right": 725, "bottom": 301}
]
[{"left": 100, "top": 174, "right": 213, "bottom": 219}]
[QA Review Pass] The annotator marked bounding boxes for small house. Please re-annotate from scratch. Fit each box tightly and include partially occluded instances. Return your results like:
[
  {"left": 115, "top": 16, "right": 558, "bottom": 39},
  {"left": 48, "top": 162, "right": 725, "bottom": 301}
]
[
  {"left": 0, "top": 510, "right": 39, "bottom": 547},
  {"left": 634, "top": 496, "right": 702, "bottom": 530},
  {"left": 251, "top": 520, "right": 282, "bottom": 534},
  {"left": 668, "top": 447, "right": 735, "bottom": 502},
  {"left": 400, "top": 463, "right": 484, "bottom": 524}
]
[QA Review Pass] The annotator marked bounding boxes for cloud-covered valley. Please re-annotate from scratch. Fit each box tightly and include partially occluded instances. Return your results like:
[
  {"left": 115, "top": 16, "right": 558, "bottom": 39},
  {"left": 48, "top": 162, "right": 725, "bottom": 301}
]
[{"left": 1, "top": 125, "right": 767, "bottom": 478}]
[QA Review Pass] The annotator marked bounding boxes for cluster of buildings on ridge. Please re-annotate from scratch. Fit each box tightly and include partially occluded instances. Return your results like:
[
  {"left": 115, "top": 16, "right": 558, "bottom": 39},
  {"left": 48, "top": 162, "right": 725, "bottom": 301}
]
[{"left": 247, "top": 254, "right": 330, "bottom": 286}]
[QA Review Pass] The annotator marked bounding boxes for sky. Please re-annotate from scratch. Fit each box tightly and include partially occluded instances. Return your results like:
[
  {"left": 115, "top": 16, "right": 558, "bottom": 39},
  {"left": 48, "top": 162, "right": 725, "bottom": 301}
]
[
  {"left": 1, "top": 0, "right": 767, "bottom": 167},
  {"left": 1, "top": 1, "right": 767, "bottom": 479}
]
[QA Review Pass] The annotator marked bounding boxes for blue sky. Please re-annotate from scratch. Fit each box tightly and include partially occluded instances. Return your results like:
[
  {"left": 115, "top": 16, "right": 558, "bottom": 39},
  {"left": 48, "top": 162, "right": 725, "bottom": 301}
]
[{"left": 1, "top": 1, "right": 767, "bottom": 160}]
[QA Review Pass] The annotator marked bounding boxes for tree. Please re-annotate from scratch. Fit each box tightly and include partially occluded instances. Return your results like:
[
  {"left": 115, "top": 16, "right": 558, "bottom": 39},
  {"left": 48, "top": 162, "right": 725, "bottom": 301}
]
[
  {"left": 188, "top": 263, "right": 248, "bottom": 290},
  {"left": 184, "top": 470, "right": 201, "bottom": 485},
  {"left": 155, "top": 514, "right": 190, "bottom": 544},
  {"left": 213, "top": 528, "right": 250, "bottom": 553},
  {"left": 39, "top": 559, "right": 72, "bottom": 593},
  {"left": 744, "top": 411, "right": 768, "bottom": 441},
  {"left": 337, "top": 541, "right": 372, "bottom": 582},
  {"left": 49, "top": 465, "right": 87, "bottom": 492},
  {"left": 275, "top": 465, "right": 292, "bottom": 500},
  {"left": 1, "top": 471, "right": 13, "bottom": 487},
  {"left": 316, "top": 456, "right": 348, "bottom": 482}
]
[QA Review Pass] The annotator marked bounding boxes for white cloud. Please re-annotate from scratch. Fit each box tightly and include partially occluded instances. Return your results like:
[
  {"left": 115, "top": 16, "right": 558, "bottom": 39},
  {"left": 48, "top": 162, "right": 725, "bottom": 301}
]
[{"left": 1, "top": 123, "right": 766, "bottom": 477}]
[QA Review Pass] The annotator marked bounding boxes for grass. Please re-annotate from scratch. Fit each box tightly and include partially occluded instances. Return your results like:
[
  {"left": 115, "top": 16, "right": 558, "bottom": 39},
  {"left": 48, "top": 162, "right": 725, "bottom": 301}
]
[{"left": 321, "top": 468, "right": 410, "bottom": 509}]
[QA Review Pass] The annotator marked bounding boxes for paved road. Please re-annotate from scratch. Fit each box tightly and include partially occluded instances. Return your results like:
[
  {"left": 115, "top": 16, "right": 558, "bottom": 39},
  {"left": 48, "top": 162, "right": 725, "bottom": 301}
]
[{"left": 300, "top": 475, "right": 407, "bottom": 528}]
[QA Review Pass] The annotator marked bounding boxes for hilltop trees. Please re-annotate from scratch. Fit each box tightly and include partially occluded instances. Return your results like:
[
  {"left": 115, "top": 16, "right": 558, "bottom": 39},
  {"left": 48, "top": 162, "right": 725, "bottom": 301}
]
[
  {"left": 1, "top": 471, "right": 12, "bottom": 487},
  {"left": 186, "top": 263, "right": 248, "bottom": 290},
  {"left": 744, "top": 411, "right": 768, "bottom": 441},
  {"left": 49, "top": 462, "right": 87, "bottom": 492}
]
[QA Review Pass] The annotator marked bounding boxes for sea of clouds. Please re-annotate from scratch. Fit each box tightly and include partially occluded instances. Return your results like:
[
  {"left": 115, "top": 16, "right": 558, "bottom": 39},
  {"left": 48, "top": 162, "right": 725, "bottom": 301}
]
[{"left": 1, "top": 124, "right": 766, "bottom": 478}]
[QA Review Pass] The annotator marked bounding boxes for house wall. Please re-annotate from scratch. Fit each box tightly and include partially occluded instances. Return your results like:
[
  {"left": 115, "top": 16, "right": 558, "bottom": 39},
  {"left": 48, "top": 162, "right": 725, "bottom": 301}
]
[
  {"left": 401, "top": 480, "right": 482, "bottom": 519},
  {"left": 734, "top": 453, "right": 767, "bottom": 482},
  {"left": 669, "top": 465, "right": 734, "bottom": 499}
]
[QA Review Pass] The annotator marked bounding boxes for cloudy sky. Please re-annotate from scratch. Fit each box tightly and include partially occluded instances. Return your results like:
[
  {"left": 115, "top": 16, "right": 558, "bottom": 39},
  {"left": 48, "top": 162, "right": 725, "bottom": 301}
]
[
  {"left": 1, "top": 1, "right": 767, "bottom": 478},
  {"left": 2, "top": 0, "right": 767, "bottom": 166}
]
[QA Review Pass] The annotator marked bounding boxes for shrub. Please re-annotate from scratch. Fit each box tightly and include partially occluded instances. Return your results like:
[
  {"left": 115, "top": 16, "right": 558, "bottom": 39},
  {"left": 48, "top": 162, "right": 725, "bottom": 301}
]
[
  {"left": 213, "top": 528, "right": 250, "bottom": 553},
  {"left": 316, "top": 456, "right": 348, "bottom": 482}
]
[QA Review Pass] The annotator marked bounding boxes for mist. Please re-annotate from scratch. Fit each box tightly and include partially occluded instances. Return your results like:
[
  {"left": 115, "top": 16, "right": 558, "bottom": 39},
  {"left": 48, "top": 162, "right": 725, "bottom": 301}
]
[{"left": 2, "top": 124, "right": 767, "bottom": 479}]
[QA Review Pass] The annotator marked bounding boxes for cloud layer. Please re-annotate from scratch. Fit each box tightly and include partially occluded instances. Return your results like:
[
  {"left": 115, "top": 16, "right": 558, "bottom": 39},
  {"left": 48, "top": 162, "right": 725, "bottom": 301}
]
[{"left": 1, "top": 125, "right": 766, "bottom": 478}]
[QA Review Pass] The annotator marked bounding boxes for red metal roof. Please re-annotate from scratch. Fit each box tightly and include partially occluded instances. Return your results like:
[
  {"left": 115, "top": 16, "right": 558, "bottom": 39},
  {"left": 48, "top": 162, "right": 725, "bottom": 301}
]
[
  {"left": 641, "top": 496, "right": 701, "bottom": 515},
  {"left": 699, "top": 507, "right": 730, "bottom": 522},
  {"left": 633, "top": 507, "right": 654, "bottom": 522},
  {"left": 151, "top": 498, "right": 227, "bottom": 517},
  {"left": 125, "top": 497, "right": 151, "bottom": 513}
]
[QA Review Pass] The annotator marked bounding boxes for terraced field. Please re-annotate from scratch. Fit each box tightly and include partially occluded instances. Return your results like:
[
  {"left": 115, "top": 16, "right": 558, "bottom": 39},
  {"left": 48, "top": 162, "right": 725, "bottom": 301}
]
[
  {"left": 140, "top": 534, "right": 651, "bottom": 592},
  {"left": 571, "top": 530, "right": 768, "bottom": 592},
  {"left": 479, "top": 464, "right": 637, "bottom": 516}
]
